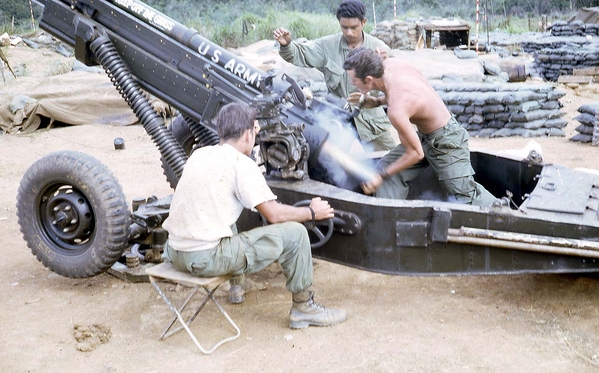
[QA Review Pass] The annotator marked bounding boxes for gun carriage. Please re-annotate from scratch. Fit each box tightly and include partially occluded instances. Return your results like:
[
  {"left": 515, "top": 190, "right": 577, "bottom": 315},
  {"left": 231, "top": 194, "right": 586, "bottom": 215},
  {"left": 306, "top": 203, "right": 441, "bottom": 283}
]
[{"left": 16, "top": 0, "right": 599, "bottom": 280}]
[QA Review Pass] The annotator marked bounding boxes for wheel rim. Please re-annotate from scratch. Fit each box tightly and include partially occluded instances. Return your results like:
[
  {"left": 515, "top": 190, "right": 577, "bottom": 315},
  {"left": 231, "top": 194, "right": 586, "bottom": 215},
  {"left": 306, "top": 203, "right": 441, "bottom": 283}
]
[{"left": 38, "top": 183, "right": 95, "bottom": 254}]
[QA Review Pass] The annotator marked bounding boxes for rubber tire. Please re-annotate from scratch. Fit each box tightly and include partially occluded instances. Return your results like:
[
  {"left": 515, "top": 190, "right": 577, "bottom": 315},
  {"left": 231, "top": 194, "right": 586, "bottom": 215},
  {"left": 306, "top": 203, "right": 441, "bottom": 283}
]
[
  {"left": 16, "top": 150, "right": 130, "bottom": 278},
  {"left": 162, "top": 115, "right": 195, "bottom": 189}
]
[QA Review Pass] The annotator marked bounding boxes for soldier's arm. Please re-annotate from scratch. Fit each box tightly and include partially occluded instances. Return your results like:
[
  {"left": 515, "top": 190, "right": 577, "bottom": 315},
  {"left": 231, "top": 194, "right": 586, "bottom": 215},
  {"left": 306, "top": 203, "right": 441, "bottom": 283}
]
[{"left": 275, "top": 31, "right": 327, "bottom": 69}]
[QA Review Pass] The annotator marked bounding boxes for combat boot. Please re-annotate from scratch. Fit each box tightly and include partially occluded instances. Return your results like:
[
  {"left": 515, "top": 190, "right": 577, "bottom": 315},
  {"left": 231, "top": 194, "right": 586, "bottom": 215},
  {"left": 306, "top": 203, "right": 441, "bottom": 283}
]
[
  {"left": 289, "top": 290, "right": 347, "bottom": 329},
  {"left": 228, "top": 275, "right": 245, "bottom": 304}
]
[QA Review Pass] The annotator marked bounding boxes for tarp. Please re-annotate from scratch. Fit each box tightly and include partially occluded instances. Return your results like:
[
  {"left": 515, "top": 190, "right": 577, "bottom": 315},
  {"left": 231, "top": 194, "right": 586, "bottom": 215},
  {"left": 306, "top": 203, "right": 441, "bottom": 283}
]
[
  {"left": 568, "top": 7, "right": 599, "bottom": 24},
  {"left": 418, "top": 18, "right": 470, "bottom": 31},
  {"left": 0, "top": 70, "right": 139, "bottom": 134}
]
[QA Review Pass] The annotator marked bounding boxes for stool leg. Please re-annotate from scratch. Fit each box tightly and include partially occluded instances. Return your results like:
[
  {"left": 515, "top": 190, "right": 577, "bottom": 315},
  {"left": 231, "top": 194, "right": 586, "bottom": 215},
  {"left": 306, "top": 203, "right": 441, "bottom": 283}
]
[
  {"left": 149, "top": 276, "right": 241, "bottom": 354},
  {"left": 163, "top": 286, "right": 214, "bottom": 339},
  {"left": 161, "top": 286, "right": 201, "bottom": 340},
  {"left": 149, "top": 276, "right": 211, "bottom": 354},
  {"left": 207, "top": 286, "right": 241, "bottom": 348}
]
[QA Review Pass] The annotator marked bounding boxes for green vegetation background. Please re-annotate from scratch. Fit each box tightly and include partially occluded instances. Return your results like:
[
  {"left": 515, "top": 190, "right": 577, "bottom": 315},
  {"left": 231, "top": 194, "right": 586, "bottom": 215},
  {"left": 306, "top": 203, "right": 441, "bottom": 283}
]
[{"left": 1, "top": 0, "right": 596, "bottom": 47}]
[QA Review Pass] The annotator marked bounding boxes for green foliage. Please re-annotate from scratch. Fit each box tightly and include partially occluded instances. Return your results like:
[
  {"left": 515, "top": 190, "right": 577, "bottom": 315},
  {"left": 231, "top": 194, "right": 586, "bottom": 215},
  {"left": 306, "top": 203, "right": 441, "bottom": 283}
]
[
  {"left": 278, "top": 12, "right": 339, "bottom": 40},
  {"left": 200, "top": 10, "right": 342, "bottom": 48},
  {"left": 211, "top": 24, "right": 239, "bottom": 48},
  {"left": 0, "top": 0, "right": 40, "bottom": 34},
  {"left": 0, "top": 0, "right": 36, "bottom": 22},
  {"left": 0, "top": 15, "right": 36, "bottom": 35},
  {"left": 1, "top": 0, "right": 596, "bottom": 43}
]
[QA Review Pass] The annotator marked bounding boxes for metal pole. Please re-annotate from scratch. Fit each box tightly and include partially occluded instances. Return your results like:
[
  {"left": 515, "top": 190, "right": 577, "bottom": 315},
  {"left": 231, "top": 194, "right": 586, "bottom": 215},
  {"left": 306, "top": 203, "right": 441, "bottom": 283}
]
[
  {"left": 448, "top": 227, "right": 599, "bottom": 259},
  {"left": 448, "top": 233, "right": 599, "bottom": 259},
  {"left": 394, "top": 0, "right": 397, "bottom": 21},
  {"left": 475, "top": 0, "right": 479, "bottom": 53},
  {"left": 29, "top": 0, "right": 36, "bottom": 30},
  {"left": 485, "top": 0, "right": 490, "bottom": 48},
  {"left": 372, "top": 2, "right": 377, "bottom": 27}
]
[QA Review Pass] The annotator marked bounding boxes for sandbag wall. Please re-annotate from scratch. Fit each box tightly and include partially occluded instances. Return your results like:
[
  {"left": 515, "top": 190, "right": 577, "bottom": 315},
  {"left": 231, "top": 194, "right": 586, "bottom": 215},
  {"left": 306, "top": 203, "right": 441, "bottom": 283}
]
[
  {"left": 370, "top": 20, "right": 419, "bottom": 50},
  {"left": 533, "top": 43, "right": 599, "bottom": 81},
  {"left": 520, "top": 37, "right": 589, "bottom": 54},
  {"left": 433, "top": 82, "right": 567, "bottom": 138},
  {"left": 571, "top": 102, "right": 599, "bottom": 145},
  {"left": 549, "top": 20, "right": 599, "bottom": 37}
]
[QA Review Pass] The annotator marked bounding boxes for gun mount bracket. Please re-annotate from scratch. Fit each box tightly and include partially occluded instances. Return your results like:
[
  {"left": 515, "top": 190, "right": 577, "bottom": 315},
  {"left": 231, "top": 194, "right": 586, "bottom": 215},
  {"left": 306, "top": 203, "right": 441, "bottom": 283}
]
[{"left": 333, "top": 210, "right": 361, "bottom": 235}]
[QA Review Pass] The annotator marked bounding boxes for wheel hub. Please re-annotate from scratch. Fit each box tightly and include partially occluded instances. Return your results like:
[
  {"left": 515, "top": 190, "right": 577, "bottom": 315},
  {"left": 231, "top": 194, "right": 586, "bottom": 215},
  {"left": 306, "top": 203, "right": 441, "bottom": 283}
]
[{"left": 44, "top": 187, "right": 93, "bottom": 244}]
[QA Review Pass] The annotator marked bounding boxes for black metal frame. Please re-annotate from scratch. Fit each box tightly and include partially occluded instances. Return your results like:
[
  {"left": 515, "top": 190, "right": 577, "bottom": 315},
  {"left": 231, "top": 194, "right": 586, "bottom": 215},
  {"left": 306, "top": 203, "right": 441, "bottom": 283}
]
[{"left": 32, "top": 0, "right": 599, "bottom": 277}]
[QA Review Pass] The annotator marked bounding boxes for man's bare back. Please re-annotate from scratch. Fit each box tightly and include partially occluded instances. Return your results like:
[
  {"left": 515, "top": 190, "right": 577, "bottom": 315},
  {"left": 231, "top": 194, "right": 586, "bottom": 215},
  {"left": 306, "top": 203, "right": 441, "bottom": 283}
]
[
  {"left": 382, "top": 58, "right": 450, "bottom": 134},
  {"left": 342, "top": 47, "right": 497, "bottom": 206}
]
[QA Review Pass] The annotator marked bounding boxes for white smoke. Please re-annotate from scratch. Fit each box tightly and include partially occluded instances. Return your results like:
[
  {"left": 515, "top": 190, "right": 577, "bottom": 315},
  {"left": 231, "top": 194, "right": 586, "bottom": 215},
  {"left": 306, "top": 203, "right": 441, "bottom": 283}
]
[{"left": 311, "top": 108, "right": 378, "bottom": 190}]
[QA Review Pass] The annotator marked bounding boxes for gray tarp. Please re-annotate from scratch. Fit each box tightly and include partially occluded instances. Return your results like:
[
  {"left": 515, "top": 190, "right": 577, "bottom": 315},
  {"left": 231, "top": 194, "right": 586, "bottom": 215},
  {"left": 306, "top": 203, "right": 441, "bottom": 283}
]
[{"left": 0, "top": 70, "right": 138, "bottom": 134}]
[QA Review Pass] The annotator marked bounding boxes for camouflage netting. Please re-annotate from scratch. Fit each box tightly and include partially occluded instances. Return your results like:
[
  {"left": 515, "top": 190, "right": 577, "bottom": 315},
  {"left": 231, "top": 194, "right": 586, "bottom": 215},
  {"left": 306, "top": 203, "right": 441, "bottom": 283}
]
[
  {"left": 571, "top": 102, "right": 599, "bottom": 145},
  {"left": 533, "top": 43, "right": 599, "bottom": 81},
  {"left": 432, "top": 82, "right": 567, "bottom": 138}
]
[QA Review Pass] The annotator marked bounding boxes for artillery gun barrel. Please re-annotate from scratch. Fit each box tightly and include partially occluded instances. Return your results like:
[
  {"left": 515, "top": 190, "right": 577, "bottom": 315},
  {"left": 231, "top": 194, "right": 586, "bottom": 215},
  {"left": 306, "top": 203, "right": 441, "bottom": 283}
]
[{"left": 107, "top": 0, "right": 265, "bottom": 91}]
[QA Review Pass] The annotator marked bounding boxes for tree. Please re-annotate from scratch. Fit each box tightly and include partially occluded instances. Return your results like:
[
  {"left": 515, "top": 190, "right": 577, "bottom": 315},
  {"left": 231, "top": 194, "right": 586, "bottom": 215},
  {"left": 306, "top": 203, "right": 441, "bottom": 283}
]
[{"left": 0, "top": 0, "right": 38, "bottom": 25}]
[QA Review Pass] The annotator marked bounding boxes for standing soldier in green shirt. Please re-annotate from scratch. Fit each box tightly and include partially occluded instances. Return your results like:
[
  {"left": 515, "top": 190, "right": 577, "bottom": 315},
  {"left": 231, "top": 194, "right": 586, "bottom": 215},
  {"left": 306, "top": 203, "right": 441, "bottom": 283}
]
[{"left": 273, "top": 0, "right": 397, "bottom": 152}]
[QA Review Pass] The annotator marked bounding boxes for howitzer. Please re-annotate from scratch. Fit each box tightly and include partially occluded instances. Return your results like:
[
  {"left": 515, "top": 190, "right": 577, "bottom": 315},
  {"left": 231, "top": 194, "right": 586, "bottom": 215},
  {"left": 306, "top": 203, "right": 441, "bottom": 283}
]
[
  {"left": 39, "top": 0, "right": 357, "bottom": 186},
  {"left": 16, "top": 0, "right": 599, "bottom": 280}
]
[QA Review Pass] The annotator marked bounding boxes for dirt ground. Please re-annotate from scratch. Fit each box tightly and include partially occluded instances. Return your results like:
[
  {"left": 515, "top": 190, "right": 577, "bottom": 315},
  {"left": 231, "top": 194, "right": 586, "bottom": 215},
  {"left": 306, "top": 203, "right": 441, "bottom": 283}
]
[{"left": 2, "top": 41, "right": 599, "bottom": 373}]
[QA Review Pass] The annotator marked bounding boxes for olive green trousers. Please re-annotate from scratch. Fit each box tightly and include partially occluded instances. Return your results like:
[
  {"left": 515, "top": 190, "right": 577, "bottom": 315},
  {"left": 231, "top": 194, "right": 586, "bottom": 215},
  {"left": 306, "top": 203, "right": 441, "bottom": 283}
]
[
  {"left": 167, "top": 221, "right": 313, "bottom": 294},
  {"left": 376, "top": 116, "right": 497, "bottom": 206}
]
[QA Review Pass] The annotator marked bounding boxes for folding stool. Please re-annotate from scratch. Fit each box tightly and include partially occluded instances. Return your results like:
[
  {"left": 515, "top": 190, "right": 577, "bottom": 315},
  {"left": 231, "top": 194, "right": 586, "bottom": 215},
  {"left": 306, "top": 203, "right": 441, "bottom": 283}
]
[{"left": 145, "top": 261, "right": 241, "bottom": 354}]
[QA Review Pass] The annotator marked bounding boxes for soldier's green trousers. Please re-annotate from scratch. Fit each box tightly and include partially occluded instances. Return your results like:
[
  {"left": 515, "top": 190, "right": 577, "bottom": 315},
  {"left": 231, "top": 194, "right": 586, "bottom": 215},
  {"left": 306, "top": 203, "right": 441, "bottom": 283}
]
[
  {"left": 376, "top": 116, "right": 497, "bottom": 206},
  {"left": 167, "top": 221, "right": 313, "bottom": 294}
]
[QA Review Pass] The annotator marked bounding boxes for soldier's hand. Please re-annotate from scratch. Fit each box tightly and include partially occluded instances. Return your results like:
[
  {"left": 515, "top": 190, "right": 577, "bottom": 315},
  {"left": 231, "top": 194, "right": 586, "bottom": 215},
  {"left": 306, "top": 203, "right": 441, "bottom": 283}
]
[
  {"left": 273, "top": 27, "right": 292, "bottom": 47},
  {"left": 375, "top": 47, "right": 389, "bottom": 60},
  {"left": 347, "top": 92, "right": 363, "bottom": 105},
  {"left": 347, "top": 92, "right": 381, "bottom": 109},
  {"left": 309, "top": 197, "right": 334, "bottom": 220},
  {"left": 361, "top": 174, "right": 384, "bottom": 195}
]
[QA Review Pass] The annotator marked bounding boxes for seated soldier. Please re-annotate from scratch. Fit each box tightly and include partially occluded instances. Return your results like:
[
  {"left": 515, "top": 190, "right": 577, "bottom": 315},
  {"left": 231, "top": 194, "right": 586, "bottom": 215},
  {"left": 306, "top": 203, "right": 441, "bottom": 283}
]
[{"left": 162, "top": 102, "right": 348, "bottom": 329}]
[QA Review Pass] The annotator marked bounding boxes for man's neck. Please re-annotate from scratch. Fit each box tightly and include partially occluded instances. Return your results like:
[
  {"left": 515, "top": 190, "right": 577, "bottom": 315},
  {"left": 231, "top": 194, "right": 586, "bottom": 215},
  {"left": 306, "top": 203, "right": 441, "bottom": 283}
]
[
  {"left": 220, "top": 139, "right": 246, "bottom": 156},
  {"left": 346, "top": 32, "right": 364, "bottom": 50},
  {"left": 373, "top": 77, "right": 386, "bottom": 93}
]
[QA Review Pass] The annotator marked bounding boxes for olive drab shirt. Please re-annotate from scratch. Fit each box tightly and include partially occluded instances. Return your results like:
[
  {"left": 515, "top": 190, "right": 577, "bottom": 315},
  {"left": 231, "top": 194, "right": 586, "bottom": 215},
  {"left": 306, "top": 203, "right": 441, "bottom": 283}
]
[{"left": 279, "top": 32, "right": 395, "bottom": 148}]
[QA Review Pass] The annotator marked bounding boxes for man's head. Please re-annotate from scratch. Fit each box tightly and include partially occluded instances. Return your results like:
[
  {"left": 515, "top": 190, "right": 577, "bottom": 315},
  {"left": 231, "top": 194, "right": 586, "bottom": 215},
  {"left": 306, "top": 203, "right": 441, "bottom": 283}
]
[
  {"left": 336, "top": 0, "right": 366, "bottom": 21},
  {"left": 343, "top": 47, "right": 384, "bottom": 93},
  {"left": 216, "top": 102, "right": 260, "bottom": 155},
  {"left": 336, "top": 0, "right": 367, "bottom": 47}
]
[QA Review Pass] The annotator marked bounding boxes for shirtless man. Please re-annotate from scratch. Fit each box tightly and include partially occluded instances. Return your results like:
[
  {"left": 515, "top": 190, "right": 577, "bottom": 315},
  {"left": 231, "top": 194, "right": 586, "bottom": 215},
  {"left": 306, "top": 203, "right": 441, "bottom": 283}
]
[{"left": 343, "top": 47, "right": 497, "bottom": 206}]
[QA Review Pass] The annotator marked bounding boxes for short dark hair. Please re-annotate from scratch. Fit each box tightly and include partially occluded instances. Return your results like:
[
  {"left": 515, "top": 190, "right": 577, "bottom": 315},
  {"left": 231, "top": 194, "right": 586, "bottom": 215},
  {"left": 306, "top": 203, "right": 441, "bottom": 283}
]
[
  {"left": 215, "top": 102, "right": 257, "bottom": 141},
  {"left": 343, "top": 47, "right": 384, "bottom": 80},
  {"left": 336, "top": 0, "right": 366, "bottom": 21}
]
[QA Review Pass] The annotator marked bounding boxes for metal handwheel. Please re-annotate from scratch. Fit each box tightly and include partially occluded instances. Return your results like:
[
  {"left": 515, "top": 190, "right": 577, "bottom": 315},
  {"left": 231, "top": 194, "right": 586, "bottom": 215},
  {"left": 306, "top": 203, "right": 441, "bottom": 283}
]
[{"left": 293, "top": 200, "right": 334, "bottom": 249}]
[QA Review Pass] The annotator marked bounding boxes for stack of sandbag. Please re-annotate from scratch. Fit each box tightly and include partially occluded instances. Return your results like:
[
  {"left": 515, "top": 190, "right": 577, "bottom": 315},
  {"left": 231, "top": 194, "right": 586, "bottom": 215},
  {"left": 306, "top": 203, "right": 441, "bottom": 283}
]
[
  {"left": 587, "top": 24, "right": 599, "bottom": 36},
  {"left": 534, "top": 44, "right": 599, "bottom": 81},
  {"left": 433, "top": 82, "right": 567, "bottom": 138},
  {"left": 571, "top": 102, "right": 599, "bottom": 145},
  {"left": 520, "top": 36, "right": 590, "bottom": 54},
  {"left": 480, "top": 60, "right": 510, "bottom": 83},
  {"left": 549, "top": 20, "right": 599, "bottom": 37},
  {"left": 370, "top": 20, "right": 419, "bottom": 50}
]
